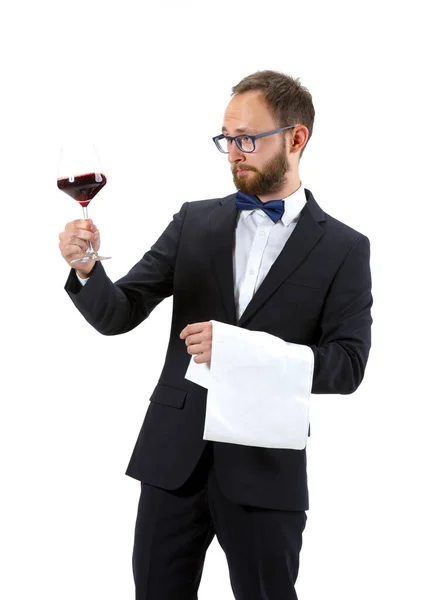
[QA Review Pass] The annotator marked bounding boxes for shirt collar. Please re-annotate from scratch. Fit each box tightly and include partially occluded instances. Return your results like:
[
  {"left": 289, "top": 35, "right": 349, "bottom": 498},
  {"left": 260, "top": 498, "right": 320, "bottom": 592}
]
[{"left": 281, "top": 182, "right": 306, "bottom": 226}]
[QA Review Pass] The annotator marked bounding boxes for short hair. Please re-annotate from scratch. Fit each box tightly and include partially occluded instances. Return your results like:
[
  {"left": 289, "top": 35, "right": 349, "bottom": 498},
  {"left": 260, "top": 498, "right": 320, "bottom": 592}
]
[{"left": 232, "top": 70, "right": 315, "bottom": 158}]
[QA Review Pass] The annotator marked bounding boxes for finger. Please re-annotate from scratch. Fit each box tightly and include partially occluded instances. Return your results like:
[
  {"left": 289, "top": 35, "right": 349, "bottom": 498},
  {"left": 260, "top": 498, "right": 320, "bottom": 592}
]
[
  {"left": 60, "top": 230, "right": 94, "bottom": 248},
  {"left": 179, "top": 323, "right": 191, "bottom": 339},
  {"left": 64, "top": 219, "right": 89, "bottom": 232},
  {"left": 68, "top": 252, "right": 85, "bottom": 263},
  {"left": 61, "top": 242, "right": 88, "bottom": 258},
  {"left": 74, "top": 218, "right": 93, "bottom": 230},
  {"left": 66, "top": 236, "right": 88, "bottom": 250},
  {"left": 194, "top": 352, "right": 211, "bottom": 364},
  {"left": 91, "top": 231, "right": 100, "bottom": 252},
  {"left": 185, "top": 333, "right": 203, "bottom": 346},
  {"left": 59, "top": 231, "right": 84, "bottom": 247},
  {"left": 72, "top": 228, "right": 95, "bottom": 242},
  {"left": 180, "top": 322, "right": 207, "bottom": 338},
  {"left": 186, "top": 343, "right": 206, "bottom": 355},
  {"left": 186, "top": 326, "right": 212, "bottom": 345}
]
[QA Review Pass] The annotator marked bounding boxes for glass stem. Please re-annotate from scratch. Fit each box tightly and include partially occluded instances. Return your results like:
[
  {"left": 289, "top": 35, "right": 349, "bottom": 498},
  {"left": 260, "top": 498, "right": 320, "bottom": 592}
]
[{"left": 82, "top": 205, "right": 94, "bottom": 255}]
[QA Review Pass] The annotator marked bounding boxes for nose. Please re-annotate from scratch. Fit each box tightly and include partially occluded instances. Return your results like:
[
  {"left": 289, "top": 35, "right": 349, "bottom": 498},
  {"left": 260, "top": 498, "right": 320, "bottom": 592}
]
[{"left": 227, "top": 140, "right": 245, "bottom": 164}]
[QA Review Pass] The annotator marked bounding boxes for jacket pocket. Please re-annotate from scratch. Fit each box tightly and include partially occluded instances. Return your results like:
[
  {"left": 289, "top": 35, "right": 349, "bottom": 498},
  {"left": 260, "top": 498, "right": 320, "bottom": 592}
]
[{"left": 149, "top": 383, "right": 187, "bottom": 409}]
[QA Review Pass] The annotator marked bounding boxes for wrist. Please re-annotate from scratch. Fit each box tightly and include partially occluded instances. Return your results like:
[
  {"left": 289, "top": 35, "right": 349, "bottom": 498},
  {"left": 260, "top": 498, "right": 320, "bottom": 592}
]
[{"left": 75, "top": 268, "right": 92, "bottom": 279}]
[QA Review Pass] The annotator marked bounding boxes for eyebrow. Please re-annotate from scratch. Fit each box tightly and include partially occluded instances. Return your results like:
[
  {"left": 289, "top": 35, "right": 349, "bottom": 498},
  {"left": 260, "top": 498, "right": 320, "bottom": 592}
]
[{"left": 221, "top": 126, "right": 256, "bottom": 135}]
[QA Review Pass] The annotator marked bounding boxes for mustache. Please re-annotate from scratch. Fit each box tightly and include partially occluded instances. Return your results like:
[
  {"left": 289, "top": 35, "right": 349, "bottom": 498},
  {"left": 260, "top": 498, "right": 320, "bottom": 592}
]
[{"left": 233, "top": 166, "right": 257, "bottom": 173}]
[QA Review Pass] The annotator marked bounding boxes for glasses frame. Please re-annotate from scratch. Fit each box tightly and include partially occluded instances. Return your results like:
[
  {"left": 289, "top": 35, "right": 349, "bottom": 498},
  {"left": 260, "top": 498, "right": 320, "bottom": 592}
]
[{"left": 212, "top": 125, "right": 296, "bottom": 154}]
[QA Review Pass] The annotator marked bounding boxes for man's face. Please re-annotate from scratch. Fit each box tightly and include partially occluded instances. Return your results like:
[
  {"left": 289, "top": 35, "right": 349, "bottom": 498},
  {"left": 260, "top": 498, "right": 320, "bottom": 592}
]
[{"left": 222, "top": 90, "right": 290, "bottom": 196}]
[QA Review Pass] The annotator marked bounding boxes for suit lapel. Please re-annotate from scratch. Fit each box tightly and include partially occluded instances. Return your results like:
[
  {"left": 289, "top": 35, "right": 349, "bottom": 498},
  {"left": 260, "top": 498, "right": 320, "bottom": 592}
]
[
  {"left": 238, "top": 189, "right": 326, "bottom": 327},
  {"left": 209, "top": 189, "right": 326, "bottom": 327},
  {"left": 209, "top": 194, "right": 238, "bottom": 324}
]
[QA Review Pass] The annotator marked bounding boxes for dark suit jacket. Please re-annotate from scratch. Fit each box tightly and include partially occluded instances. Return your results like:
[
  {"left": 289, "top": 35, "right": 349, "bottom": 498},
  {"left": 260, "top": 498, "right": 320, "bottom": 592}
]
[{"left": 65, "top": 189, "right": 372, "bottom": 511}]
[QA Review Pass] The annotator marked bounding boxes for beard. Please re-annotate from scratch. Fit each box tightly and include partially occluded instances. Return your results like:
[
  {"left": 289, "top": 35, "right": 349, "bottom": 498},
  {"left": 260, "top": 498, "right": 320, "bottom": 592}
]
[{"left": 232, "top": 142, "right": 290, "bottom": 197}]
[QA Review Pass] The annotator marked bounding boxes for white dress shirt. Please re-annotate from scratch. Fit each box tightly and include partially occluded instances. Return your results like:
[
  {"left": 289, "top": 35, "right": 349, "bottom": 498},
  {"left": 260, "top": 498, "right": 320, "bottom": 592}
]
[{"left": 234, "top": 184, "right": 306, "bottom": 320}]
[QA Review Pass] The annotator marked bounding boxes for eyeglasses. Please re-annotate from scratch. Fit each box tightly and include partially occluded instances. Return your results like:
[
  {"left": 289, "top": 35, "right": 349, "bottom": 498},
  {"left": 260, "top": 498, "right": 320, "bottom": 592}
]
[{"left": 212, "top": 125, "right": 295, "bottom": 154}]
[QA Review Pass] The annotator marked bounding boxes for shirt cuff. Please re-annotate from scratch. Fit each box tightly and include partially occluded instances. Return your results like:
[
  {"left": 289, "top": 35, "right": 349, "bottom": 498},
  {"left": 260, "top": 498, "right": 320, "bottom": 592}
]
[{"left": 76, "top": 272, "right": 89, "bottom": 286}]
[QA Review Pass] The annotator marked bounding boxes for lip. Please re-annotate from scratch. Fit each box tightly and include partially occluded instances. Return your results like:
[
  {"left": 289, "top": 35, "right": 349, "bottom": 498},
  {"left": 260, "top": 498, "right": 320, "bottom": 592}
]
[{"left": 237, "top": 169, "right": 251, "bottom": 175}]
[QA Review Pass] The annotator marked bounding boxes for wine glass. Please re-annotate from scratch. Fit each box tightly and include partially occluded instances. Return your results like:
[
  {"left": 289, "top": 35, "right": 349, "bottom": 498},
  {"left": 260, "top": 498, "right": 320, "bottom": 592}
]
[{"left": 57, "top": 144, "right": 111, "bottom": 264}]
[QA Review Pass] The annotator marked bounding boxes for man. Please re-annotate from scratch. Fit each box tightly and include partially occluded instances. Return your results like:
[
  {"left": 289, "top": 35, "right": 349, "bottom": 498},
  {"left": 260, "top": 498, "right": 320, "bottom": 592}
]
[{"left": 59, "top": 70, "right": 372, "bottom": 600}]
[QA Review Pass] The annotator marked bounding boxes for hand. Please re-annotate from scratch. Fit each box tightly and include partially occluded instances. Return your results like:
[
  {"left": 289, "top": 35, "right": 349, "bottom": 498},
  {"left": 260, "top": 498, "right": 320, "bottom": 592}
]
[
  {"left": 180, "top": 321, "right": 213, "bottom": 364},
  {"left": 58, "top": 219, "right": 100, "bottom": 278}
]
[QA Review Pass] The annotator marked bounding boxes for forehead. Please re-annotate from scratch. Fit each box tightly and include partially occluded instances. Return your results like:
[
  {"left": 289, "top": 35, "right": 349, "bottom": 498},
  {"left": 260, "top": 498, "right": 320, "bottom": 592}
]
[{"left": 223, "top": 90, "right": 276, "bottom": 133}]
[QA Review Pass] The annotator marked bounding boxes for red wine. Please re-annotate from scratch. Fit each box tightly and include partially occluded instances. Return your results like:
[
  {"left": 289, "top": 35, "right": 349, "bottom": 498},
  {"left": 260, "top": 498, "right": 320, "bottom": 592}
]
[{"left": 57, "top": 172, "right": 107, "bottom": 207}]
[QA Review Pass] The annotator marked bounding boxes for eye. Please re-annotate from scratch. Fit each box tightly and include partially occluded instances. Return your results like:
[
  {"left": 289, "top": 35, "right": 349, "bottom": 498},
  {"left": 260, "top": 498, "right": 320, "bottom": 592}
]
[{"left": 238, "top": 135, "right": 254, "bottom": 151}]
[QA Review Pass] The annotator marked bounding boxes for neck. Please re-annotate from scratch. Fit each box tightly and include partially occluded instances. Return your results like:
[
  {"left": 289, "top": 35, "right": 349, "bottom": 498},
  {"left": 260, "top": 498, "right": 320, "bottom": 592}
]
[{"left": 257, "top": 173, "right": 301, "bottom": 203}]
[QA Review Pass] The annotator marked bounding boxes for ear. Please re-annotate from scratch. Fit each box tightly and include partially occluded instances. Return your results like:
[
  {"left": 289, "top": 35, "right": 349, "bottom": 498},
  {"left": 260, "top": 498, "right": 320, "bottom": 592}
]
[{"left": 289, "top": 125, "right": 309, "bottom": 155}]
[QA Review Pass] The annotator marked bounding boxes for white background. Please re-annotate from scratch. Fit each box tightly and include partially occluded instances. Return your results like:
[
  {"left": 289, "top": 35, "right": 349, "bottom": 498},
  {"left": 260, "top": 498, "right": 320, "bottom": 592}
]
[{"left": 1, "top": 1, "right": 420, "bottom": 598}]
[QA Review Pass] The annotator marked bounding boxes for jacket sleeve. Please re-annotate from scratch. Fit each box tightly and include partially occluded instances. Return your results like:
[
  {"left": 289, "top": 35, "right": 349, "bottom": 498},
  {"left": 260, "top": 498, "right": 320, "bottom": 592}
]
[
  {"left": 65, "top": 202, "right": 189, "bottom": 335},
  {"left": 309, "top": 234, "right": 373, "bottom": 394}
]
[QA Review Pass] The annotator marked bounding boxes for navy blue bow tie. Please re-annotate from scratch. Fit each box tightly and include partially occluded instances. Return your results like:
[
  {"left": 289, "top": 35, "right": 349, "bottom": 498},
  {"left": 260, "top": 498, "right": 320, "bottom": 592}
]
[{"left": 235, "top": 191, "right": 285, "bottom": 223}]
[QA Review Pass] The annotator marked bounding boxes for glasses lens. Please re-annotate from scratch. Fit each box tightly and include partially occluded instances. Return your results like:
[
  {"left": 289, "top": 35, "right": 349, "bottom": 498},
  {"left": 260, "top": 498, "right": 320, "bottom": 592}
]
[
  {"left": 216, "top": 135, "right": 254, "bottom": 154},
  {"left": 215, "top": 137, "right": 229, "bottom": 153},
  {"left": 237, "top": 136, "right": 254, "bottom": 152},
  {"left": 214, "top": 135, "right": 255, "bottom": 153}
]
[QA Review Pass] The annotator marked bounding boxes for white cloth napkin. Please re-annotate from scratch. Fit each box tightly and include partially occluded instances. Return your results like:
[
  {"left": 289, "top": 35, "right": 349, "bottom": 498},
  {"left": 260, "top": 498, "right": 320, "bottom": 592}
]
[{"left": 185, "top": 320, "right": 314, "bottom": 450}]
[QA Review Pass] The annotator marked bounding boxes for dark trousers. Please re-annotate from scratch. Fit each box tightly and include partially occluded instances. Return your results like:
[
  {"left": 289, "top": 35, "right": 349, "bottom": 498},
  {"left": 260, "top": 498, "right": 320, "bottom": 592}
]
[{"left": 132, "top": 445, "right": 307, "bottom": 600}]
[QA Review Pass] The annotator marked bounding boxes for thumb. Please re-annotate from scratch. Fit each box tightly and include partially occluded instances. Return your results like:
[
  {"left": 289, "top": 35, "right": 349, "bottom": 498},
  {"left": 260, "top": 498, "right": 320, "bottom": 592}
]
[{"left": 92, "top": 230, "right": 101, "bottom": 253}]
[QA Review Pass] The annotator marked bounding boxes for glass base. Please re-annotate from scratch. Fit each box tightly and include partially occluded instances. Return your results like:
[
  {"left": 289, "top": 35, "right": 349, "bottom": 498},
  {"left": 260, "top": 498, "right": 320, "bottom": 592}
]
[{"left": 70, "top": 252, "right": 111, "bottom": 265}]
